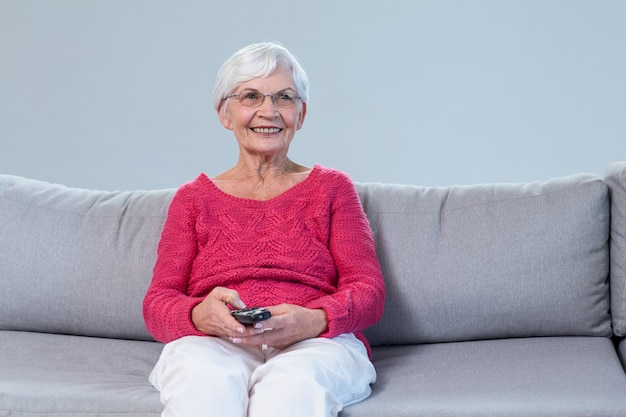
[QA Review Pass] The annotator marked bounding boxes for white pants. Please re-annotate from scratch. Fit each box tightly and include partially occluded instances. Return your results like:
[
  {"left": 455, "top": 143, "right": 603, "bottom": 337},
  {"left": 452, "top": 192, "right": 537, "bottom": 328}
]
[{"left": 149, "top": 333, "right": 376, "bottom": 417}]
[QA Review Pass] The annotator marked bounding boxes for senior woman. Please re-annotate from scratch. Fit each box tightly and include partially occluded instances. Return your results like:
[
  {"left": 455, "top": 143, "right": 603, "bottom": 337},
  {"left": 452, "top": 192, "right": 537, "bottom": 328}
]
[{"left": 143, "top": 42, "right": 386, "bottom": 417}]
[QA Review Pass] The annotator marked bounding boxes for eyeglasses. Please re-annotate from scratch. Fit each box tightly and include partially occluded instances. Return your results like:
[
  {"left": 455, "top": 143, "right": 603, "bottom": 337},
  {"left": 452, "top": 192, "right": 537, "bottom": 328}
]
[{"left": 223, "top": 89, "right": 302, "bottom": 108}]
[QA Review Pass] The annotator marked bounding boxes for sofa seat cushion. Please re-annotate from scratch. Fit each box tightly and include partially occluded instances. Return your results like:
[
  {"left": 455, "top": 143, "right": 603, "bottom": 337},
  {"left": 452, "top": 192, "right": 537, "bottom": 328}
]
[
  {"left": 346, "top": 337, "right": 626, "bottom": 417},
  {"left": 0, "top": 331, "right": 163, "bottom": 416},
  {"left": 617, "top": 338, "right": 626, "bottom": 371}
]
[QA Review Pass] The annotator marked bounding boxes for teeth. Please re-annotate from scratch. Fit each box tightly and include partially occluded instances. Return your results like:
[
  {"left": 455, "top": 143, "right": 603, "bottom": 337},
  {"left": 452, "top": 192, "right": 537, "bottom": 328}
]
[{"left": 252, "top": 127, "right": 281, "bottom": 134}]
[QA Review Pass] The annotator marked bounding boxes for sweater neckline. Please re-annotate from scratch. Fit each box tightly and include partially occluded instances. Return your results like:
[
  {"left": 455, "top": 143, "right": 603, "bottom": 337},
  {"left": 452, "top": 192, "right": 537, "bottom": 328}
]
[{"left": 201, "top": 164, "right": 321, "bottom": 204}]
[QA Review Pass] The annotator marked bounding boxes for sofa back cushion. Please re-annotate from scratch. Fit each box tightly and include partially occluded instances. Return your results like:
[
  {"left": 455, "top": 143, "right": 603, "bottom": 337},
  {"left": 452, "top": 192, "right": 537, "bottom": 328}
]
[
  {"left": 605, "top": 162, "right": 626, "bottom": 336},
  {"left": 0, "top": 175, "right": 174, "bottom": 340},
  {"left": 358, "top": 174, "right": 611, "bottom": 346},
  {"left": 0, "top": 173, "right": 612, "bottom": 345}
]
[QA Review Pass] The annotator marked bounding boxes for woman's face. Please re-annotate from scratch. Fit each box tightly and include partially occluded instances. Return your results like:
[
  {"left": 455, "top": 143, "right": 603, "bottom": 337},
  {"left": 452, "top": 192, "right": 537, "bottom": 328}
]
[{"left": 218, "top": 64, "right": 307, "bottom": 159}]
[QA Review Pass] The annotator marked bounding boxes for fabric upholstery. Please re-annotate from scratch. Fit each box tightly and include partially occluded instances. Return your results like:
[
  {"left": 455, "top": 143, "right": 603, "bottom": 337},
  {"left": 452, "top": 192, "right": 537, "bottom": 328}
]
[
  {"left": 0, "top": 173, "right": 612, "bottom": 345},
  {"left": 346, "top": 337, "right": 626, "bottom": 417},
  {"left": 0, "top": 330, "right": 163, "bottom": 416},
  {"left": 0, "top": 175, "right": 174, "bottom": 340},
  {"left": 605, "top": 162, "right": 626, "bottom": 336},
  {"left": 0, "top": 170, "right": 622, "bottom": 417},
  {"left": 357, "top": 174, "right": 611, "bottom": 345},
  {"left": 617, "top": 337, "right": 626, "bottom": 372}
]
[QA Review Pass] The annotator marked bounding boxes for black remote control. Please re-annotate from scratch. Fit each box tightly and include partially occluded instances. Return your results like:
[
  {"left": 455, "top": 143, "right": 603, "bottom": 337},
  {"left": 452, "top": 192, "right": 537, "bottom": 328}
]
[{"left": 231, "top": 307, "right": 271, "bottom": 324}]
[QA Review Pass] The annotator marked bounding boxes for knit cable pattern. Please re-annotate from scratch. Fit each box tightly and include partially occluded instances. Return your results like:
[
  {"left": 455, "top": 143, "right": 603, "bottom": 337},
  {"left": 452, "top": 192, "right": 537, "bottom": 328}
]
[{"left": 143, "top": 165, "right": 385, "bottom": 355}]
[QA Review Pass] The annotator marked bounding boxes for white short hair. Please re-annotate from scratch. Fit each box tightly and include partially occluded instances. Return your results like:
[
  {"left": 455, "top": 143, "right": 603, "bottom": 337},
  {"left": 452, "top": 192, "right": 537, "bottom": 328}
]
[{"left": 212, "top": 42, "right": 310, "bottom": 112}]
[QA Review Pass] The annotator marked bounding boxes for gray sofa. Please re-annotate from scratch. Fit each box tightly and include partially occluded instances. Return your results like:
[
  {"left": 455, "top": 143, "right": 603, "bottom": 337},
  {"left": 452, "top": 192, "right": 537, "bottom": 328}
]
[{"left": 2, "top": 161, "right": 626, "bottom": 417}]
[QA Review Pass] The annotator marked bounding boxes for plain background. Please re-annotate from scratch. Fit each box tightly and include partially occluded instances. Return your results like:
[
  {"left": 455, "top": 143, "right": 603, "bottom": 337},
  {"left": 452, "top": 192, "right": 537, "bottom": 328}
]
[{"left": 1, "top": 0, "right": 624, "bottom": 191}]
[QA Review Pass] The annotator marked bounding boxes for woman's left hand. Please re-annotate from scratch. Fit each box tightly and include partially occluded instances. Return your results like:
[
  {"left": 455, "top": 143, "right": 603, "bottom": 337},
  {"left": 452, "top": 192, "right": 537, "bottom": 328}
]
[{"left": 230, "top": 304, "right": 327, "bottom": 350}]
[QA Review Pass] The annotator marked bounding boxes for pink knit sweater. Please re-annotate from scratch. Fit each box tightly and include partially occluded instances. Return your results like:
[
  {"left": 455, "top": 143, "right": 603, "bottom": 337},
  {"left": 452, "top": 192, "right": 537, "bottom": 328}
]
[{"left": 143, "top": 165, "right": 385, "bottom": 355}]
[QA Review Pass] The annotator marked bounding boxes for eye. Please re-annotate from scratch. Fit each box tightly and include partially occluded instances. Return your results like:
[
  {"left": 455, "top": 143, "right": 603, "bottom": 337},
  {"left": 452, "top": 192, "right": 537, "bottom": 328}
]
[
  {"left": 243, "top": 92, "right": 260, "bottom": 100},
  {"left": 277, "top": 92, "right": 297, "bottom": 106},
  {"left": 235, "top": 91, "right": 263, "bottom": 106}
]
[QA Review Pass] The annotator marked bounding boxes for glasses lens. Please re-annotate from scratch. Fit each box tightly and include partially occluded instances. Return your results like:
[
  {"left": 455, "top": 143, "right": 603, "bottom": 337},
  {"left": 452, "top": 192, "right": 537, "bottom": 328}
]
[
  {"left": 239, "top": 92, "right": 262, "bottom": 107},
  {"left": 276, "top": 93, "right": 298, "bottom": 107}
]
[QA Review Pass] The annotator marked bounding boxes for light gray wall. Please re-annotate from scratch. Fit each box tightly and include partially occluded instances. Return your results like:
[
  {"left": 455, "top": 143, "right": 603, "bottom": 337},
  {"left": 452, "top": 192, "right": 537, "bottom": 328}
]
[{"left": 1, "top": 0, "right": 624, "bottom": 191}]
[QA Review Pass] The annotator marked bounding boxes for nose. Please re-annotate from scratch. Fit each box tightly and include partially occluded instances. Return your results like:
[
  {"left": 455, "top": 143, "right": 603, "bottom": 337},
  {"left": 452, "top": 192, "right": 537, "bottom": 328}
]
[
  {"left": 261, "top": 94, "right": 278, "bottom": 107},
  {"left": 258, "top": 95, "right": 279, "bottom": 115}
]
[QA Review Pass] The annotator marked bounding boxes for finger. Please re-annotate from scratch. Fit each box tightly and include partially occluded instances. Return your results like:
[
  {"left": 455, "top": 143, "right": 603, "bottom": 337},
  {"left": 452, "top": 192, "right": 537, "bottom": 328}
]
[
  {"left": 229, "top": 295, "right": 246, "bottom": 310},
  {"left": 229, "top": 331, "right": 263, "bottom": 346},
  {"left": 224, "top": 314, "right": 248, "bottom": 335},
  {"left": 224, "top": 291, "right": 246, "bottom": 309},
  {"left": 212, "top": 287, "right": 246, "bottom": 309},
  {"left": 254, "top": 321, "right": 276, "bottom": 332}
]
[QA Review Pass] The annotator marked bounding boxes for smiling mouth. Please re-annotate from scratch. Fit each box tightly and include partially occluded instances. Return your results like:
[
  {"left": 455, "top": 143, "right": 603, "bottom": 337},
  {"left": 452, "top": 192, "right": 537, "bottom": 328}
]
[{"left": 251, "top": 127, "right": 282, "bottom": 134}]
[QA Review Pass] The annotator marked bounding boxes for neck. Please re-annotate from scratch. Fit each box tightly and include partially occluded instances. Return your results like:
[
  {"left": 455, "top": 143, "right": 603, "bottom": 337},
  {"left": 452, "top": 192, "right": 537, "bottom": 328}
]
[
  {"left": 228, "top": 155, "right": 302, "bottom": 181},
  {"left": 211, "top": 157, "right": 312, "bottom": 201}
]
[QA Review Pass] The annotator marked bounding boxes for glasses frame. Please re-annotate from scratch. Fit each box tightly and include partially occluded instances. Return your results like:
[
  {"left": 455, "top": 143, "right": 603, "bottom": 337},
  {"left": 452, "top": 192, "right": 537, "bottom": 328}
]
[{"left": 223, "top": 89, "right": 302, "bottom": 108}]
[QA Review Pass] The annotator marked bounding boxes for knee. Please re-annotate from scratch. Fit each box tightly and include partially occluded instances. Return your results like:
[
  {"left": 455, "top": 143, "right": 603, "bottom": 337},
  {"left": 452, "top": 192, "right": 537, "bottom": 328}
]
[
  {"left": 248, "top": 366, "right": 342, "bottom": 417},
  {"left": 251, "top": 358, "right": 335, "bottom": 397},
  {"left": 156, "top": 337, "right": 252, "bottom": 391}
]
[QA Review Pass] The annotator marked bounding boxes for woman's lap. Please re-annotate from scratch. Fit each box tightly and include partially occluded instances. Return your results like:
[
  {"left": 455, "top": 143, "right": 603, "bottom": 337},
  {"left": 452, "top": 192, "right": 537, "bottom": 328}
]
[{"left": 150, "top": 334, "right": 375, "bottom": 417}]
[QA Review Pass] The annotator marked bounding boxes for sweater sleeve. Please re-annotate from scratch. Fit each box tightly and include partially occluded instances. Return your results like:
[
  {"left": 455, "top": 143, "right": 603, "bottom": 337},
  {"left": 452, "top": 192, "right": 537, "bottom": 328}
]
[
  {"left": 143, "top": 181, "right": 206, "bottom": 343},
  {"left": 305, "top": 173, "right": 386, "bottom": 339}
]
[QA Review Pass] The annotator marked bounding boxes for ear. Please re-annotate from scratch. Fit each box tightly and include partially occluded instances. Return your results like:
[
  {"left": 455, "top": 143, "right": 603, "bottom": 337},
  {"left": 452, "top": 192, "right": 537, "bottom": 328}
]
[
  {"left": 296, "top": 102, "right": 307, "bottom": 130},
  {"left": 217, "top": 104, "right": 233, "bottom": 130}
]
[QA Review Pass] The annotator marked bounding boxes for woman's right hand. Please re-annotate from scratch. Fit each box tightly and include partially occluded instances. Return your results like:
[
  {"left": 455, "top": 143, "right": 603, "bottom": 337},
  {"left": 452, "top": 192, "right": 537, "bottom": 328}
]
[{"left": 191, "top": 287, "right": 250, "bottom": 338}]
